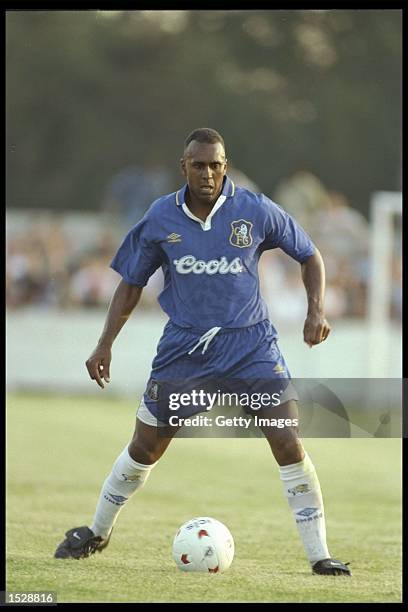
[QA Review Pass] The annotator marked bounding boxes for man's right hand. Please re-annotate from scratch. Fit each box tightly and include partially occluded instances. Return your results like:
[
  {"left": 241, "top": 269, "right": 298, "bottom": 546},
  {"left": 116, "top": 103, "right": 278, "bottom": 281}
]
[
  {"left": 84, "top": 280, "right": 142, "bottom": 389},
  {"left": 86, "top": 345, "right": 112, "bottom": 389}
]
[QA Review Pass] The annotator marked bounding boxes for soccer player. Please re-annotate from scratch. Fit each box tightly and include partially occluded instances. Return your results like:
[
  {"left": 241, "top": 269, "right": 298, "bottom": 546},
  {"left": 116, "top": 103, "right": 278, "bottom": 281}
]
[{"left": 54, "top": 128, "right": 351, "bottom": 576}]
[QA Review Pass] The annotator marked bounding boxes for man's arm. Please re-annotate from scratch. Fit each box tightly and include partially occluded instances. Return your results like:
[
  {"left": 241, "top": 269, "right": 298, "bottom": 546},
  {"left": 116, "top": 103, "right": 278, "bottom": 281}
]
[
  {"left": 85, "top": 279, "right": 143, "bottom": 388},
  {"left": 300, "top": 249, "right": 331, "bottom": 348}
]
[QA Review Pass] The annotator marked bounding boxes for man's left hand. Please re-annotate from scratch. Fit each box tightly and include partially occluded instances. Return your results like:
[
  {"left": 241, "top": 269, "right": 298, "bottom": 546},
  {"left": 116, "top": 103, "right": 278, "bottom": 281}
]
[{"left": 303, "top": 313, "right": 331, "bottom": 347}]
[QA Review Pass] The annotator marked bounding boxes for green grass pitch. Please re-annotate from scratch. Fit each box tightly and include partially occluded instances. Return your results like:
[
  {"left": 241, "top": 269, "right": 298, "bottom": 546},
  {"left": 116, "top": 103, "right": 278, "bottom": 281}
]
[{"left": 6, "top": 392, "right": 402, "bottom": 603}]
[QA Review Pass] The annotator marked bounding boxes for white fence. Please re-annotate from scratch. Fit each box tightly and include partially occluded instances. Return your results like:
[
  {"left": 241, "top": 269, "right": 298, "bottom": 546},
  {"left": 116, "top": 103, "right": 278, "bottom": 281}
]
[{"left": 6, "top": 310, "right": 401, "bottom": 397}]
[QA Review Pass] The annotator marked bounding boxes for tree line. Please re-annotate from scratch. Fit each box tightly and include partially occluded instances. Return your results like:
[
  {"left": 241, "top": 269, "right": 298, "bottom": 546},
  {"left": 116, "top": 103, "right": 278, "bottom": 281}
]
[{"left": 6, "top": 9, "right": 401, "bottom": 217}]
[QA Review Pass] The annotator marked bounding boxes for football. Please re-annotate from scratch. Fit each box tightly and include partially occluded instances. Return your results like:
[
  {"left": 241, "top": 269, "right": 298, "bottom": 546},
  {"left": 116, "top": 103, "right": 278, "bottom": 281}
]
[{"left": 172, "top": 517, "right": 234, "bottom": 573}]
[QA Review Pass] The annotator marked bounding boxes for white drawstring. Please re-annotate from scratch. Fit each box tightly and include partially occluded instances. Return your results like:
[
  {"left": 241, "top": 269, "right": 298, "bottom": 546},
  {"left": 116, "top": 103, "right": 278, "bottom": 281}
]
[{"left": 188, "top": 326, "right": 222, "bottom": 355}]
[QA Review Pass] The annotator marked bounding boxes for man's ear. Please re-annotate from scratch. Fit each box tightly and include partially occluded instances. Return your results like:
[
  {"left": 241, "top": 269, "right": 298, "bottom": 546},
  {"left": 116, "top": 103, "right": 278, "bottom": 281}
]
[
  {"left": 224, "top": 159, "right": 228, "bottom": 175},
  {"left": 180, "top": 157, "right": 186, "bottom": 176}
]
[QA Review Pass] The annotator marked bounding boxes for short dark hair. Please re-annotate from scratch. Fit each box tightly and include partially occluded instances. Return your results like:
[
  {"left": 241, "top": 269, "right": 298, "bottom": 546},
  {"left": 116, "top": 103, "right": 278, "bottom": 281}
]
[{"left": 184, "top": 128, "right": 225, "bottom": 152}]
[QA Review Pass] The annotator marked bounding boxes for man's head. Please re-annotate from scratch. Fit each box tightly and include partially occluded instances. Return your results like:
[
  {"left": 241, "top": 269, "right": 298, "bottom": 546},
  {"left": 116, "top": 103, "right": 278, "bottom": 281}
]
[{"left": 181, "top": 128, "right": 227, "bottom": 205}]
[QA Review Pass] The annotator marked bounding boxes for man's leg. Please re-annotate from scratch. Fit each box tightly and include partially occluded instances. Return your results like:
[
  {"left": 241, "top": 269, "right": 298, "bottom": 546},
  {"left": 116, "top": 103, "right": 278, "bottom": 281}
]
[
  {"left": 55, "top": 418, "right": 179, "bottom": 559},
  {"left": 90, "top": 419, "right": 178, "bottom": 539},
  {"left": 259, "top": 400, "right": 350, "bottom": 575}
]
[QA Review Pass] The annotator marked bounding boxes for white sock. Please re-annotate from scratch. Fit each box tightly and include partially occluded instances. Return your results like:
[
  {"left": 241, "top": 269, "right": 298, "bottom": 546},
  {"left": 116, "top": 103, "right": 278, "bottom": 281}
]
[
  {"left": 90, "top": 446, "right": 156, "bottom": 539},
  {"left": 279, "top": 452, "right": 330, "bottom": 564}
]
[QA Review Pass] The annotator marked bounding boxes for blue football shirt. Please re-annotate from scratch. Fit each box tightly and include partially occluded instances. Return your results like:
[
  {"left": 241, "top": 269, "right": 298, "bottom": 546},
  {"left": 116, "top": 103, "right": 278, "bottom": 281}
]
[{"left": 110, "top": 176, "right": 315, "bottom": 329}]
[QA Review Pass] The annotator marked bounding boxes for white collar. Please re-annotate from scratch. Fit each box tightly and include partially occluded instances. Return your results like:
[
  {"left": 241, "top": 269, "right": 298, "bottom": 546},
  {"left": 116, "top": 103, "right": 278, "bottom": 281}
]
[{"left": 180, "top": 194, "right": 227, "bottom": 231}]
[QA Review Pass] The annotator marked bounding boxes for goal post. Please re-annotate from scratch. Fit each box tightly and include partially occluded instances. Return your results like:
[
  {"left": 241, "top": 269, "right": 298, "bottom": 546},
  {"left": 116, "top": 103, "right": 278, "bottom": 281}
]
[{"left": 367, "top": 191, "right": 402, "bottom": 379}]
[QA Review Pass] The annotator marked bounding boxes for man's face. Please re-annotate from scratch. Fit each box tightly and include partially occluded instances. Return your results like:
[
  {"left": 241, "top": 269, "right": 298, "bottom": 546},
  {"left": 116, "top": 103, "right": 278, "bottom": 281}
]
[{"left": 181, "top": 141, "right": 227, "bottom": 205}]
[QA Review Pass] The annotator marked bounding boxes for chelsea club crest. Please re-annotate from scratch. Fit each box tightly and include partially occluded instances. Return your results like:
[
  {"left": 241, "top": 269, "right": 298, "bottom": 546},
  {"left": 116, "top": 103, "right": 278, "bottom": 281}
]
[{"left": 229, "top": 219, "right": 253, "bottom": 248}]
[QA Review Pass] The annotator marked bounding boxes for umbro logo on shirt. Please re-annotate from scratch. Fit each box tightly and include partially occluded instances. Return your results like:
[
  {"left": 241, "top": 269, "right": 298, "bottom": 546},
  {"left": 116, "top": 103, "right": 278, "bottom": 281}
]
[{"left": 167, "top": 233, "right": 182, "bottom": 243}]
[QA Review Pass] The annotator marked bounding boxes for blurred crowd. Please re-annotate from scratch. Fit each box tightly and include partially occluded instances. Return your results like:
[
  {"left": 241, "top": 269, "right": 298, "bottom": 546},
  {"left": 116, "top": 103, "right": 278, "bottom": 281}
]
[{"left": 6, "top": 166, "right": 402, "bottom": 322}]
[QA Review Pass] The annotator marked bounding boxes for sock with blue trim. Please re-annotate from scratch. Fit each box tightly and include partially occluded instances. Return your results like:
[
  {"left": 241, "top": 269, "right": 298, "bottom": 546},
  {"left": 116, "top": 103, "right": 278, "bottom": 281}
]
[
  {"left": 90, "top": 446, "right": 156, "bottom": 539},
  {"left": 279, "top": 452, "right": 330, "bottom": 564}
]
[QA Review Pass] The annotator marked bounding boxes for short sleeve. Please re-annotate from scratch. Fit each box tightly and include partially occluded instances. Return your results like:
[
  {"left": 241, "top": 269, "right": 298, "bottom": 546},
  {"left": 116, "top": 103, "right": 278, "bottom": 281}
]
[
  {"left": 110, "top": 213, "right": 164, "bottom": 286},
  {"left": 261, "top": 195, "right": 315, "bottom": 263}
]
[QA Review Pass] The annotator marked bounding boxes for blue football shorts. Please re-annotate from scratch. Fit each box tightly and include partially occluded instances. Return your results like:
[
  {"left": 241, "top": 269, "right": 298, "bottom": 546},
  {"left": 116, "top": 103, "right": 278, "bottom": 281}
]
[{"left": 137, "top": 319, "right": 298, "bottom": 427}]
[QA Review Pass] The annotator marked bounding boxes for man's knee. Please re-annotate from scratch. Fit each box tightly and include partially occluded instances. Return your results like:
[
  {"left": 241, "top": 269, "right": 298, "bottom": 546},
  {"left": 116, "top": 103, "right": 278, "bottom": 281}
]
[
  {"left": 128, "top": 436, "right": 161, "bottom": 465},
  {"left": 128, "top": 443, "right": 157, "bottom": 465},
  {"left": 128, "top": 420, "right": 173, "bottom": 464},
  {"left": 267, "top": 432, "right": 304, "bottom": 465}
]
